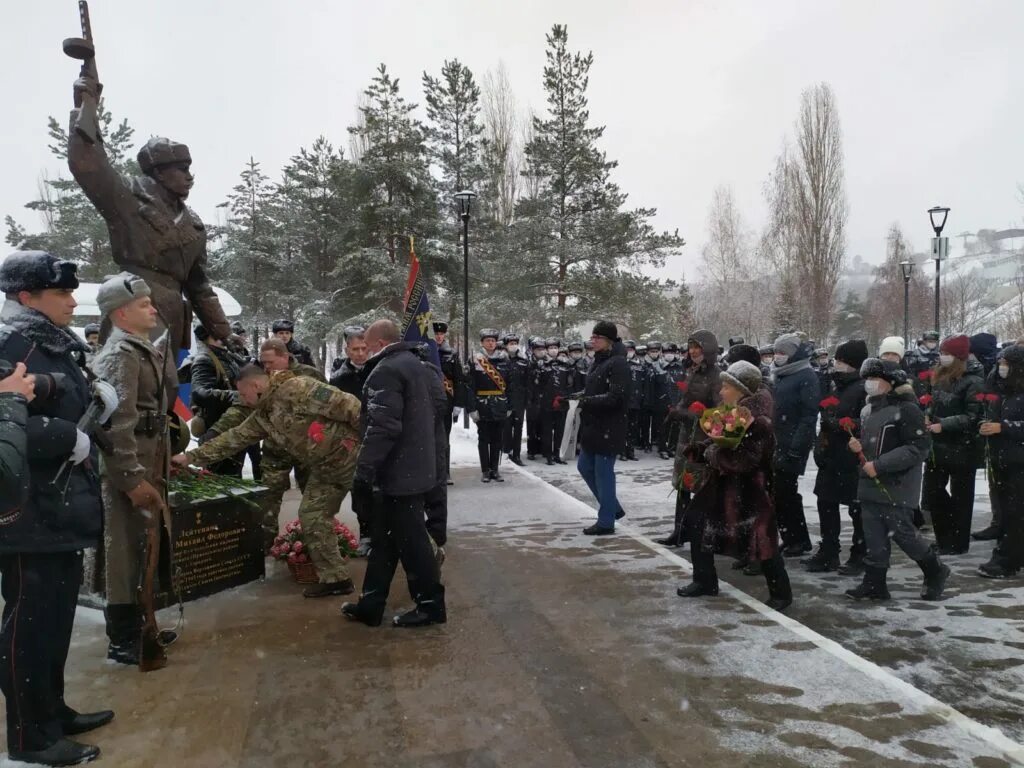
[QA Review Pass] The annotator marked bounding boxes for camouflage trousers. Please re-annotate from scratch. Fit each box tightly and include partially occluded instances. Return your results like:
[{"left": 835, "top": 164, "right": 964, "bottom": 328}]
[
  {"left": 260, "top": 446, "right": 310, "bottom": 550},
  {"left": 299, "top": 471, "right": 353, "bottom": 584}
]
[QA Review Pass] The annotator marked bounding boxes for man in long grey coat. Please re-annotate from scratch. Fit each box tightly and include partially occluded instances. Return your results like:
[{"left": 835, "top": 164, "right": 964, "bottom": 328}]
[{"left": 91, "top": 273, "right": 177, "bottom": 667}]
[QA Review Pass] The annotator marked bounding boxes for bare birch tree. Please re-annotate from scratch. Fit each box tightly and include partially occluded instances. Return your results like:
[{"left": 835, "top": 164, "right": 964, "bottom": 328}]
[{"left": 480, "top": 62, "right": 522, "bottom": 227}]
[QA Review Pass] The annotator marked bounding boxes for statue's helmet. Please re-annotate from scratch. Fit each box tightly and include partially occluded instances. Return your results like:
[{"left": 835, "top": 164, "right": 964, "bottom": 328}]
[{"left": 137, "top": 137, "right": 192, "bottom": 174}]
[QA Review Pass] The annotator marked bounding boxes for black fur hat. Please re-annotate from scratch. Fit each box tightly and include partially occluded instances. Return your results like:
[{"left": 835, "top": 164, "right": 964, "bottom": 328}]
[{"left": 0, "top": 251, "right": 79, "bottom": 293}]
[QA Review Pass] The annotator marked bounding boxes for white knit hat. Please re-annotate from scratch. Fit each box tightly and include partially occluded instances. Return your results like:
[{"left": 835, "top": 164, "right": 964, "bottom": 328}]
[{"left": 878, "top": 336, "right": 905, "bottom": 358}]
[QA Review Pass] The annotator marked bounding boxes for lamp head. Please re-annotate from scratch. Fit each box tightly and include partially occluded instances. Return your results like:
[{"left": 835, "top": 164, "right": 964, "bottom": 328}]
[
  {"left": 453, "top": 190, "right": 477, "bottom": 218},
  {"left": 928, "top": 206, "right": 950, "bottom": 237}
]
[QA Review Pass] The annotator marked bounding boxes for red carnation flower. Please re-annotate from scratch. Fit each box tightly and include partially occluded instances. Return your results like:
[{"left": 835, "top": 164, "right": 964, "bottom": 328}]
[
  {"left": 552, "top": 395, "right": 563, "bottom": 409},
  {"left": 341, "top": 437, "right": 357, "bottom": 452},
  {"left": 985, "top": 393, "right": 1000, "bottom": 403},
  {"left": 307, "top": 421, "right": 326, "bottom": 444},
  {"left": 676, "top": 380, "right": 689, "bottom": 393},
  {"left": 838, "top": 417, "right": 857, "bottom": 434},
  {"left": 820, "top": 396, "right": 841, "bottom": 409},
  {"left": 974, "top": 393, "right": 988, "bottom": 403},
  {"left": 919, "top": 394, "right": 933, "bottom": 407},
  {"left": 682, "top": 470, "right": 696, "bottom": 491},
  {"left": 688, "top": 402, "right": 707, "bottom": 415},
  {"left": 918, "top": 370, "right": 933, "bottom": 381}
]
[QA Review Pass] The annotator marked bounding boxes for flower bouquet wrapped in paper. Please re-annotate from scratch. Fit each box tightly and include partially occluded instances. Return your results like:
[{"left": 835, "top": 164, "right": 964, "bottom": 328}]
[
  {"left": 698, "top": 404, "right": 754, "bottom": 449},
  {"left": 271, "top": 518, "right": 359, "bottom": 583}
]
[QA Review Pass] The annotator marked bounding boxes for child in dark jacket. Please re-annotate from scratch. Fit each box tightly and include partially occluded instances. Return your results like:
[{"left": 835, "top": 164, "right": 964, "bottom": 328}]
[{"left": 845, "top": 359, "right": 950, "bottom": 602}]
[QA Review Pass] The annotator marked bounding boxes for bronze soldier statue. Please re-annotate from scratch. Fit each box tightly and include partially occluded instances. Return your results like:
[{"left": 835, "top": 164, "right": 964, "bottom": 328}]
[{"left": 65, "top": 6, "right": 233, "bottom": 397}]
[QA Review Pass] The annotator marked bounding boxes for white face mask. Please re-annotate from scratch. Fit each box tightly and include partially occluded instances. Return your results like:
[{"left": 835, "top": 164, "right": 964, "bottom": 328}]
[
  {"left": 570, "top": 351, "right": 583, "bottom": 361},
  {"left": 648, "top": 352, "right": 661, "bottom": 360},
  {"left": 534, "top": 349, "right": 547, "bottom": 359},
  {"left": 627, "top": 350, "right": 635, "bottom": 359},
  {"left": 924, "top": 341, "right": 938, "bottom": 351},
  {"left": 547, "top": 348, "right": 560, "bottom": 358},
  {"left": 939, "top": 354, "right": 955, "bottom": 367},
  {"left": 507, "top": 344, "right": 519, "bottom": 355},
  {"left": 663, "top": 353, "right": 676, "bottom": 363},
  {"left": 833, "top": 361, "right": 855, "bottom": 374},
  {"left": 864, "top": 379, "right": 886, "bottom": 397},
  {"left": 774, "top": 354, "right": 789, "bottom": 367},
  {"left": 999, "top": 365, "right": 1010, "bottom": 379}
]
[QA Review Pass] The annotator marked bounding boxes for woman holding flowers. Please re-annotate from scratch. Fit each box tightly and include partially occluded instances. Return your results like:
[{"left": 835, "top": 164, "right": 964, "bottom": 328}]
[
  {"left": 922, "top": 334, "right": 985, "bottom": 555},
  {"left": 676, "top": 361, "right": 792, "bottom": 611},
  {"left": 977, "top": 345, "right": 1024, "bottom": 579}
]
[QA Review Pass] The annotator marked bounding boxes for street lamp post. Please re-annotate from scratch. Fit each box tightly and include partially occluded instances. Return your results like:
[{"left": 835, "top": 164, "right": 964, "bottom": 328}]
[
  {"left": 900, "top": 260, "right": 914, "bottom": 350},
  {"left": 928, "top": 205, "right": 950, "bottom": 337},
  {"left": 453, "top": 190, "right": 477, "bottom": 429}
]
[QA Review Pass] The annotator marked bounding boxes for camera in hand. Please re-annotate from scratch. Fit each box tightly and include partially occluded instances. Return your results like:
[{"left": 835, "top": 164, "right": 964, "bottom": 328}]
[{"left": 0, "top": 359, "right": 66, "bottom": 402}]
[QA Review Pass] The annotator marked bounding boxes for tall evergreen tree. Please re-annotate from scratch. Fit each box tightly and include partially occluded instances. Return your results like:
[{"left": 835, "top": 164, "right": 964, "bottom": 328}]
[
  {"left": 515, "top": 25, "right": 682, "bottom": 331},
  {"left": 6, "top": 105, "right": 138, "bottom": 280},
  {"left": 422, "top": 60, "right": 483, "bottom": 194}
]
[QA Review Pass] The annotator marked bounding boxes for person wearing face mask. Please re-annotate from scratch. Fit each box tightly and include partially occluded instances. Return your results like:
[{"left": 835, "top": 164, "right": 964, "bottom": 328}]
[
  {"left": 770, "top": 334, "right": 821, "bottom": 556},
  {"left": 969, "top": 333, "right": 999, "bottom": 377},
  {"left": 920, "top": 334, "right": 985, "bottom": 555},
  {"left": 973, "top": 346, "right": 1014, "bottom": 543},
  {"left": 642, "top": 341, "right": 668, "bottom": 455},
  {"left": 657, "top": 343, "right": 687, "bottom": 460},
  {"left": 525, "top": 338, "right": 549, "bottom": 460},
  {"left": 567, "top": 341, "right": 587, "bottom": 391},
  {"left": 502, "top": 333, "right": 530, "bottom": 467},
  {"left": 623, "top": 341, "right": 645, "bottom": 460},
  {"left": 977, "top": 345, "right": 1024, "bottom": 578},
  {"left": 759, "top": 345, "right": 775, "bottom": 378},
  {"left": 807, "top": 340, "right": 869, "bottom": 575},
  {"left": 541, "top": 339, "right": 574, "bottom": 465},
  {"left": 467, "top": 329, "right": 514, "bottom": 482},
  {"left": 656, "top": 330, "right": 720, "bottom": 547},
  {"left": 904, "top": 331, "right": 940, "bottom": 396},
  {"left": 844, "top": 359, "right": 948, "bottom": 602}
]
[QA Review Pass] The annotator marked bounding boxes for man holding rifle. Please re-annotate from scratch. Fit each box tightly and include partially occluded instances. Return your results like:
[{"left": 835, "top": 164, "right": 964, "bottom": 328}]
[
  {"left": 0, "top": 251, "right": 115, "bottom": 767},
  {"left": 91, "top": 273, "right": 178, "bottom": 671}
]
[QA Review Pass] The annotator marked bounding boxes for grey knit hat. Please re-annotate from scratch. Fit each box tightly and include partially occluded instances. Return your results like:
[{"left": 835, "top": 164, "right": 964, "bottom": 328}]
[
  {"left": 773, "top": 333, "right": 801, "bottom": 358},
  {"left": 720, "top": 361, "right": 762, "bottom": 398},
  {"left": 97, "top": 272, "right": 151, "bottom": 316}
]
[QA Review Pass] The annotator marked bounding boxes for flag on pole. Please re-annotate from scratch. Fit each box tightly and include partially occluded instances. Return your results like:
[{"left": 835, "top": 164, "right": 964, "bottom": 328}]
[{"left": 400, "top": 236, "right": 442, "bottom": 371}]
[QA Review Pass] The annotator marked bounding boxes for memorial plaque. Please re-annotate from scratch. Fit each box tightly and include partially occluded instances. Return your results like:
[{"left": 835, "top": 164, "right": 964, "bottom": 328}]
[{"left": 155, "top": 488, "right": 267, "bottom": 610}]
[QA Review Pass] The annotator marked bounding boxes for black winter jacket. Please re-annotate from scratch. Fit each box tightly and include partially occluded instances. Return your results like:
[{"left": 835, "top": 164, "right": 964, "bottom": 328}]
[
  {"left": 190, "top": 344, "right": 239, "bottom": 429},
  {"left": 984, "top": 346, "right": 1024, "bottom": 468},
  {"left": 506, "top": 351, "right": 531, "bottom": 411},
  {"left": 578, "top": 341, "right": 631, "bottom": 456},
  {"left": 813, "top": 371, "right": 866, "bottom": 505},
  {"left": 356, "top": 342, "right": 447, "bottom": 496},
  {"left": 771, "top": 343, "right": 821, "bottom": 476},
  {"left": 924, "top": 359, "right": 985, "bottom": 469},
  {"left": 286, "top": 338, "right": 314, "bottom": 367},
  {"left": 0, "top": 393, "right": 29, "bottom": 521},
  {"left": 329, "top": 358, "right": 368, "bottom": 399},
  {"left": 858, "top": 387, "right": 930, "bottom": 508},
  {"left": 644, "top": 360, "right": 670, "bottom": 410},
  {"left": 674, "top": 331, "right": 721, "bottom": 452},
  {"left": 0, "top": 301, "right": 102, "bottom": 553},
  {"left": 544, "top": 355, "right": 576, "bottom": 412},
  {"left": 468, "top": 350, "right": 513, "bottom": 422},
  {"left": 627, "top": 356, "right": 647, "bottom": 410},
  {"left": 437, "top": 343, "right": 467, "bottom": 411}
]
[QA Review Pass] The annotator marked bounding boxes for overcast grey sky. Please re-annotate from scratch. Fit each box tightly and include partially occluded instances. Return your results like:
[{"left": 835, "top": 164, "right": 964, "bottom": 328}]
[{"left": 3, "top": 0, "right": 1021, "bottom": 281}]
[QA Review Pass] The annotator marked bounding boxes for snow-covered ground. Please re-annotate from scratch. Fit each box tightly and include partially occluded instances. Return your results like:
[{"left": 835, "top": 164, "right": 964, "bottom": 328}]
[{"left": 450, "top": 424, "right": 1024, "bottom": 765}]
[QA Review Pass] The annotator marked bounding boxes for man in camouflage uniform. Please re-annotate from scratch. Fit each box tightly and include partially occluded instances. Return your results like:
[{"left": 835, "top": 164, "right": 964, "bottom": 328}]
[
  {"left": 251, "top": 337, "right": 326, "bottom": 549},
  {"left": 91, "top": 273, "right": 178, "bottom": 667},
  {"left": 173, "top": 366, "right": 362, "bottom": 598}
]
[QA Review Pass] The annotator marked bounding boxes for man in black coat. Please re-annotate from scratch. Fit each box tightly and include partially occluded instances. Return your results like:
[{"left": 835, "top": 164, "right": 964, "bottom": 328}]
[
  {"left": 343, "top": 319, "right": 448, "bottom": 628},
  {"left": 0, "top": 362, "right": 33, "bottom": 519},
  {"left": 502, "top": 332, "right": 529, "bottom": 466},
  {"left": 467, "top": 329, "right": 515, "bottom": 482},
  {"left": 272, "top": 318, "right": 315, "bottom": 367},
  {"left": 771, "top": 333, "right": 821, "bottom": 556},
  {"left": 525, "top": 338, "right": 549, "bottom": 460},
  {"left": 624, "top": 340, "right": 645, "bottom": 461},
  {"left": 190, "top": 324, "right": 243, "bottom": 476},
  {"left": 576, "top": 321, "right": 631, "bottom": 536},
  {"left": 328, "top": 326, "right": 374, "bottom": 551},
  {"left": 0, "top": 252, "right": 114, "bottom": 766}
]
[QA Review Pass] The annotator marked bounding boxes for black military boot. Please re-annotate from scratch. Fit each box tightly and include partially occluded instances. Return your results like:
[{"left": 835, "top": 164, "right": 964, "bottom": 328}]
[
  {"left": 978, "top": 557, "right": 1019, "bottom": 579},
  {"left": 490, "top": 469, "right": 505, "bottom": 483},
  {"left": 917, "top": 547, "right": 950, "bottom": 600},
  {"left": 341, "top": 601, "right": 384, "bottom": 627},
  {"left": 972, "top": 525, "right": 1001, "bottom": 541},
  {"left": 9, "top": 738, "right": 100, "bottom": 766},
  {"left": 762, "top": 555, "right": 793, "bottom": 611},
  {"left": 303, "top": 579, "right": 355, "bottom": 598},
  {"left": 803, "top": 544, "right": 840, "bottom": 573},
  {"left": 393, "top": 587, "right": 447, "bottom": 628},
  {"left": 60, "top": 707, "right": 114, "bottom": 737},
  {"left": 481, "top": 472, "right": 492, "bottom": 483},
  {"left": 838, "top": 551, "right": 865, "bottom": 576},
  {"left": 845, "top": 566, "right": 890, "bottom": 601},
  {"left": 104, "top": 604, "right": 140, "bottom": 666},
  {"left": 678, "top": 551, "right": 718, "bottom": 596}
]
